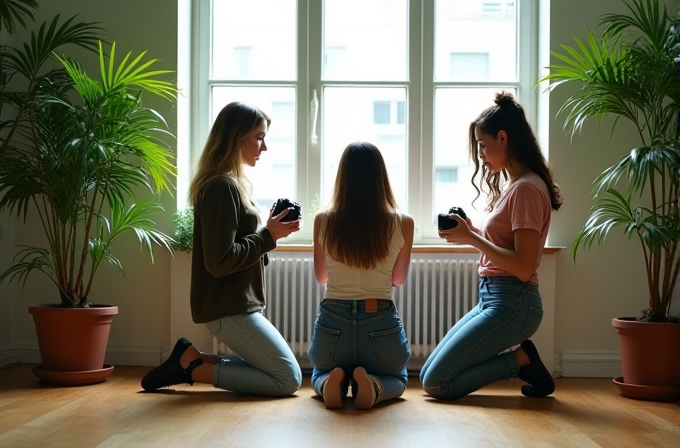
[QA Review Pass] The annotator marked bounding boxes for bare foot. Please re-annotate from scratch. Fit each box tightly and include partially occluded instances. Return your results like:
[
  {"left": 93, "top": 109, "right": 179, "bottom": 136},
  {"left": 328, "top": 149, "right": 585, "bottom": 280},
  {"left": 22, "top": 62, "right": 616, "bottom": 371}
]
[
  {"left": 324, "top": 367, "right": 345, "bottom": 409},
  {"left": 353, "top": 366, "right": 376, "bottom": 410}
]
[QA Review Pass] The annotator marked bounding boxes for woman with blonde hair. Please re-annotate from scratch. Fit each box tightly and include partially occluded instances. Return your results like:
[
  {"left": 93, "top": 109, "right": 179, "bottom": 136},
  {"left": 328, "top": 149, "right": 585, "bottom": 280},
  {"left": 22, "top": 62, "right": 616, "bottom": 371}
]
[
  {"left": 141, "top": 101, "right": 302, "bottom": 396},
  {"left": 309, "top": 141, "right": 414, "bottom": 410}
]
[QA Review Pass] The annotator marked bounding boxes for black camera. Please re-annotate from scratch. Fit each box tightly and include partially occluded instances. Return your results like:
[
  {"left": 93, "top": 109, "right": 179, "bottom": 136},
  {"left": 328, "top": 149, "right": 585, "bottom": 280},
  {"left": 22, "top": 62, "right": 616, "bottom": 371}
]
[
  {"left": 272, "top": 198, "right": 302, "bottom": 222},
  {"left": 437, "top": 207, "right": 467, "bottom": 230}
]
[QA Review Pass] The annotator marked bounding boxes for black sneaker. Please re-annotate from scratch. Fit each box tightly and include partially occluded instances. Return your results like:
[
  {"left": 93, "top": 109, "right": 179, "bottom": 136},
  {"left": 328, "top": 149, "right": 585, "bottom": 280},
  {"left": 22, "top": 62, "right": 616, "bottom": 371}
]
[
  {"left": 518, "top": 339, "right": 554, "bottom": 398},
  {"left": 141, "top": 337, "right": 201, "bottom": 391}
]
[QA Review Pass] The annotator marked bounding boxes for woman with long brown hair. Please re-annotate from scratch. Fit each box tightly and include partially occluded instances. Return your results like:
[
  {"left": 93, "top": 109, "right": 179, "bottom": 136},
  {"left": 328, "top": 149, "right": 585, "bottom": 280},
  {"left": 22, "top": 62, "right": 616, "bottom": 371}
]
[{"left": 309, "top": 141, "right": 414, "bottom": 410}]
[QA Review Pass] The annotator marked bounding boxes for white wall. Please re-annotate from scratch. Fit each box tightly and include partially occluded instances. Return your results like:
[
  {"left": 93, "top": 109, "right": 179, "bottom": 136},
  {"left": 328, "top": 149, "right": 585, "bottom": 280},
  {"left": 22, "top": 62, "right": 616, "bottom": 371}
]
[{"left": 2, "top": 0, "right": 677, "bottom": 376}]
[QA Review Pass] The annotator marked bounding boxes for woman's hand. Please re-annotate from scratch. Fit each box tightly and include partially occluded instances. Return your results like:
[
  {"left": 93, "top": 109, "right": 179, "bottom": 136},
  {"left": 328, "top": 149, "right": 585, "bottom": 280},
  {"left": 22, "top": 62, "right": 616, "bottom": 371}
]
[
  {"left": 438, "top": 214, "right": 474, "bottom": 244},
  {"left": 266, "top": 208, "right": 301, "bottom": 241}
]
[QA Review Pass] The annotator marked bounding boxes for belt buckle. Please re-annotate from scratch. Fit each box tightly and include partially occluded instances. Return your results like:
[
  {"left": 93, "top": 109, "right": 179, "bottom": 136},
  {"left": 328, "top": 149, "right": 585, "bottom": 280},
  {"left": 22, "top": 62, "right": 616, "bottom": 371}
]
[{"left": 365, "top": 298, "right": 378, "bottom": 313}]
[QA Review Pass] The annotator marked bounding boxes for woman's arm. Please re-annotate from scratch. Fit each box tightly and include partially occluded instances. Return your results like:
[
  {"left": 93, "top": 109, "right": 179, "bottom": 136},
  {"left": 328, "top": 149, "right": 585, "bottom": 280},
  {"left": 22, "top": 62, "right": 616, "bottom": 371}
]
[
  {"left": 312, "top": 213, "right": 328, "bottom": 284},
  {"left": 467, "top": 218, "right": 481, "bottom": 235},
  {"left": 439, "top": 207, "right": 541, "bottom": 282},
  {"left": 201, "top": 179, "right": 278, "bottom": 277},
  {"left": 468, "top": 228, "right": 540, "bottom": 282},
  {"left": 392, "top": 213, "right": 415, "bottom": 287}
]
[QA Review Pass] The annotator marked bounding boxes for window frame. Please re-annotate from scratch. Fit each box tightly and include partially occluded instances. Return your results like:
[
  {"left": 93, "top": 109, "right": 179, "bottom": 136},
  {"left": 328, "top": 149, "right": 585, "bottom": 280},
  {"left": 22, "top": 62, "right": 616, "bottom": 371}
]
[{"left": 183, "top": 0, "right": 540, "bottom": 245}]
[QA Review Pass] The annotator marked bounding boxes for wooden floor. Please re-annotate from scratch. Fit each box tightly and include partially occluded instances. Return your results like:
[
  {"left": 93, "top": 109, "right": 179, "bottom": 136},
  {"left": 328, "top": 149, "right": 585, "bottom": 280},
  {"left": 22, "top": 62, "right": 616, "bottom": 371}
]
[{"left": 0, "top": 364, "right": 678, "bottom": 448}]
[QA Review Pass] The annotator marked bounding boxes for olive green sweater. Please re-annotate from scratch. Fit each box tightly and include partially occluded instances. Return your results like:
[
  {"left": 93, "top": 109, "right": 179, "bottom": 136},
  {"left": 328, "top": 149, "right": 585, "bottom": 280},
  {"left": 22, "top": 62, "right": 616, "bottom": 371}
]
[{"left": 190, "top": 176, "right": 276, "bottom": 323}]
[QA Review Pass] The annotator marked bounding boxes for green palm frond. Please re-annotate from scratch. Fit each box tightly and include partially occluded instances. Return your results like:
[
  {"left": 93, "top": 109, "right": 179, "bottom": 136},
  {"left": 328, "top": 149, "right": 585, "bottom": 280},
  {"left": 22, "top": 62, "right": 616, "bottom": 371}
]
[
  {"left": 600, "top": 0, "right": 670, "bottom": 51},
  {"left": 0, "top": 0, "right": 38, "bottom": 34},
  {"left": 0, "top": 246, "right": 58, "bottom": 289},
  {"left": 541, "top": 31, "right": 646, "bottom": 139},
  {"left": 592, "top": 145, "right": 680, "bottom": 197},
  {"left": 3, "top": 15, "right": 103, "bottom": 80},
  {"left": 572, "top": 189, "right": 636, "bottom": 260},
  {"left": 55, "top": 41, "right": 177, "bottom": 106},
  {"left": 83, "top": 201, "right": 174, "bottom": 297},
  {"left": 88, "top": 238, "right": 123, "bottom": 274}
]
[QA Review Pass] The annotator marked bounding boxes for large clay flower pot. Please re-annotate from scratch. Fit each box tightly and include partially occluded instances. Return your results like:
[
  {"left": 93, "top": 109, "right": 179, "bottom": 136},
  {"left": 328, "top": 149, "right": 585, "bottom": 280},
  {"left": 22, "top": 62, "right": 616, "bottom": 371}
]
[
  {"left": 29, "top": 304, "right": 118, "bottom": 386},
  {"left": 611, "top": 317, "right": 680, "bottom": 402}
]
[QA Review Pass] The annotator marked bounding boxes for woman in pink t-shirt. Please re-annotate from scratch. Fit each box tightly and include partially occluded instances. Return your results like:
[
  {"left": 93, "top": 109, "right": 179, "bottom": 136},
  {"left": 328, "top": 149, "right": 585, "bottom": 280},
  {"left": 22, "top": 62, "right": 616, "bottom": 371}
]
[{"left": 420, "top": 92, "right": 563, "bottom": 400}]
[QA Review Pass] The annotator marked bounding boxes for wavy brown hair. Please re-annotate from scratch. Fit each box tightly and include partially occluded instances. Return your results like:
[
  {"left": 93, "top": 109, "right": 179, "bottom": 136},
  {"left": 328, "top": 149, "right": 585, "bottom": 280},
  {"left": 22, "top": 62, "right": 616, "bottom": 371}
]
[
  {"left": 189, "top": 102, "right": 270, "bottom": 207},
  {"left": 469, "top": 92, "right": 562, "bottom": 212},
  {"left": 323, "top": 142, "right": 398, "bottom": 269}
]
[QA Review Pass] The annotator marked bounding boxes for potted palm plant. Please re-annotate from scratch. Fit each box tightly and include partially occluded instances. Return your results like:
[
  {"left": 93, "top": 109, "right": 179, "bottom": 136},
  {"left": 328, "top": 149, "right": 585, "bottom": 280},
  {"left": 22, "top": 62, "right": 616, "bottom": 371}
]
[
  {"left": 0, "top": 2, "right": 177, "bottom": 385},
  {"left": 542, "top": 0, "right": 680, "bottom": 401}
]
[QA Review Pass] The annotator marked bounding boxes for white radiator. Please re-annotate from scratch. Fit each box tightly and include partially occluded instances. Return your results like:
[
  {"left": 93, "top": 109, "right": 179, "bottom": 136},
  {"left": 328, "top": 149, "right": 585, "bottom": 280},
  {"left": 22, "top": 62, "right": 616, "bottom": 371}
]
[{"left": 213, "top": 256, "right": 480, "bottom": 368}]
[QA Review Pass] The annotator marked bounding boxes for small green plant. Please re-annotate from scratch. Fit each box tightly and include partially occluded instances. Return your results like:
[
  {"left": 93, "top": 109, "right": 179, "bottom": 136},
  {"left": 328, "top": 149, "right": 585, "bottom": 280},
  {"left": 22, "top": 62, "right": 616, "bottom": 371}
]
[{"left": 172, "top": 208, "right": 194, "bottom": 253}]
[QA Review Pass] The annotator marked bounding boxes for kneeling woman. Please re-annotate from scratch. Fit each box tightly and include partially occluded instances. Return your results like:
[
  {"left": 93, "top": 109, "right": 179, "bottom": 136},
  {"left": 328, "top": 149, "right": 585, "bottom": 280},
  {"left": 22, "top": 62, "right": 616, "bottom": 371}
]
[{"left": 309, "top": 142, "right": 415, "bottom": 410}]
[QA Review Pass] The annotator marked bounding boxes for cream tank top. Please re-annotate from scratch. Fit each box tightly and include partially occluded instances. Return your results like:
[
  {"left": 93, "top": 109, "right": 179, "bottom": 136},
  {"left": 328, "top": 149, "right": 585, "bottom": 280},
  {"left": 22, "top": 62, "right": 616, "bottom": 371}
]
[{"left": 320, "top": 211, "right": 405, "bottom": 301}]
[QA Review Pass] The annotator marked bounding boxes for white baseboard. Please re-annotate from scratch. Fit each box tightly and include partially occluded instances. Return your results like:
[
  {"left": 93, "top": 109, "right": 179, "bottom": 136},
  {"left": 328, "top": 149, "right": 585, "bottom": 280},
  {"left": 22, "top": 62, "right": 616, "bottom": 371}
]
[
  {"left": 8, "top": 346, "right": 618, "bottom": 377},
  {"left": 559, "top": 351, "right": 621, "bottom": 378},
  {"left": 13, "top": 343, "right": 165, "bottom": 367}
]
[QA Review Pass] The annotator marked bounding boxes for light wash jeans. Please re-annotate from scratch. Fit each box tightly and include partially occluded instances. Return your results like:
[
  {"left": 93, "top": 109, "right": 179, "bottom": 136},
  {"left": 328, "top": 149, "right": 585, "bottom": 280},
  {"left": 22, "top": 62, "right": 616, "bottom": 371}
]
[
  {"left": 419, "top": 276, "right": 543, "bottom": 400},
  {"left": 204, "top": 311, "right": 302, "bottom": 397},
  {"left": 308, "top": 299, "right": 411, "bottom": 404}
]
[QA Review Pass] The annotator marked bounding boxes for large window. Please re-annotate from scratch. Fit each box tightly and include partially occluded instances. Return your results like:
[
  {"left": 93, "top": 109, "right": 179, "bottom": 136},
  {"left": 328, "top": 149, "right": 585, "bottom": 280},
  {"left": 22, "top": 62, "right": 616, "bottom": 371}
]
[{"left": 190, "top": 0, "right": 536, "bottom": 243}]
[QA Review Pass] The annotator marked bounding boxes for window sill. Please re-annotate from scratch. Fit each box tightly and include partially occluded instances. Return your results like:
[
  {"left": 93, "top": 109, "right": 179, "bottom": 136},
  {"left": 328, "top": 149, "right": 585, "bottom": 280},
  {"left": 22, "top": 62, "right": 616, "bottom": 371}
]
[{"left": 273, "top": 244, "right": 564, "bottom": 255}]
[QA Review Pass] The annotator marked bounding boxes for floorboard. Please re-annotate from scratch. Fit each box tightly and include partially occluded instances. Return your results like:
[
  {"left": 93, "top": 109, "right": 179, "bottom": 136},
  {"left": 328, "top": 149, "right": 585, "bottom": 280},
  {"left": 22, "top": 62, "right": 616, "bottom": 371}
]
[{"left": 0, "top": 364, "right": 678, "bottom": 448}]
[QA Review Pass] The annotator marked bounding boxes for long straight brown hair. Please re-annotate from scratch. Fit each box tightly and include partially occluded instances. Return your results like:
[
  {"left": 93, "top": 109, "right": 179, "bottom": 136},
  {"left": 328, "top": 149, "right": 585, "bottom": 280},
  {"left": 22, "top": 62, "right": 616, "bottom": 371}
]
[
  {"left": 189, "top": 102, "right": 270, "bottom": 207},
  {"left": 323, "top": 142, "right": 398, "bottom": 269}
]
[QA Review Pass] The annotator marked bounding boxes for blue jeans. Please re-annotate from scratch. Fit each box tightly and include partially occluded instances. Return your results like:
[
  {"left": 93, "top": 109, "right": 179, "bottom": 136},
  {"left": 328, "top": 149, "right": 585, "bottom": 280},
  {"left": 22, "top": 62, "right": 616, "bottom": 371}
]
[
  {"left": 419, "top": 276, "right": 543, "bottom": 400},
  {"left": 204, "top": 311, "right": 302, "bottom": 397},
  {"left": 308, "top": 299, "right": 411, "bottom": 404}
]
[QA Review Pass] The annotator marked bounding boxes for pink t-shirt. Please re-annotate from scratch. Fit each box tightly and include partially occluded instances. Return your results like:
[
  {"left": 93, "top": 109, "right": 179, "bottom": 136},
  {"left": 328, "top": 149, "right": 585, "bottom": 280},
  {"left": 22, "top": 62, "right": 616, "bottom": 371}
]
[{"left": 478, "top": 172, "right": 551, "bottom": 285}]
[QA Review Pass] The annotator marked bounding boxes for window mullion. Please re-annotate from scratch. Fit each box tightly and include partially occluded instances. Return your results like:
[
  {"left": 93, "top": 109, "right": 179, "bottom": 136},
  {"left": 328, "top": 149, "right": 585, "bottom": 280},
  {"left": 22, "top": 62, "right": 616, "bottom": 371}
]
[
  {"left": 299, "top": 0, "right": 323, "bottom": 241},
  {"left": 193, "top": 0, "right": 212, "bottom": 187},
  {"left": 518, "top": 0, "right": 538, "bottom": 126},
  {"left": 415, "top": 0, "right": 435, "bottom": 243},
  {"left": 408, "top": 0, "right": 422, "bottom": 242}
]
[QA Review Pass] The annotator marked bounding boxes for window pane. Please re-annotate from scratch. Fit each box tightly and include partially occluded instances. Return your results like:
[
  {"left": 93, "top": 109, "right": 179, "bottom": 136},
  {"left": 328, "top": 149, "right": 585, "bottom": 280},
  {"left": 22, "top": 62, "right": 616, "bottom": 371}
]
[
  {"left": 433, "top": 87, "right": 515, "bottom": 226},
  {"left": 323, "top": 0, "right": 408, "bottom": 81},
  {"left": 212, "top": 0, "right": 296, "bottom": 80},
  {"left": 322, "top": 87, "right": 407, "bottom": 210},
  {"left": 435, "top": 0, "right": 517, "bottom": 81},
  {"left": 373, "top": 101, "right": 391, "bottom": 124},
  {"left": 212, "top": 87, "right": 297, "bottom": 223}
]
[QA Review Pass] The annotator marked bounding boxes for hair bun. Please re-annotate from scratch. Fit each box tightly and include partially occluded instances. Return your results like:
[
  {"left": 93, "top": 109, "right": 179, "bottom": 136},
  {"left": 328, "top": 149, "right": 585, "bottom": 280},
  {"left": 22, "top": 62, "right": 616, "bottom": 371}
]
[{"left": 494, "top": 91, "right": 517, "bottom": 108}]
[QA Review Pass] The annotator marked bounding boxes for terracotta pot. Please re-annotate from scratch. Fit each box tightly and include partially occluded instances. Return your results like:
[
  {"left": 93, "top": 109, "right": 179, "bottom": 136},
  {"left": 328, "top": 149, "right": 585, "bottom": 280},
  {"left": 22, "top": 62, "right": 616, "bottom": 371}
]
[
  {"left": 612, "top": 317, "right": 680, "bottom": 401},
  {"left": 29, "top": 304, "right": 118, "bottom": 386}
]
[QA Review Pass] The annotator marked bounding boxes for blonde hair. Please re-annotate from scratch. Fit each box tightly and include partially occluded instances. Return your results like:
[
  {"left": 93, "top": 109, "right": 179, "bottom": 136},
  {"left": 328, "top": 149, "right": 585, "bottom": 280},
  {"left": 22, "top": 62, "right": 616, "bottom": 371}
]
[
  {"left": 189, "top": 102, "right": 270, "bottom": 207},
  {"left": 323, "top": 142, "right": 398, "bottom": 269}
]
